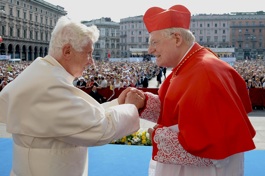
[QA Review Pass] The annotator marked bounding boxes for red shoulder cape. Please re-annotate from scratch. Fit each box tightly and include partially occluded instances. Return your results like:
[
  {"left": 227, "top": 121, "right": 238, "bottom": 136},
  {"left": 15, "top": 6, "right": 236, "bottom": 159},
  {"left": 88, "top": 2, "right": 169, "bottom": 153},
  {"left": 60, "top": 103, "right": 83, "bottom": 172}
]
[{"left": 156, "top": 43, "right": 255, "bottom": 159}]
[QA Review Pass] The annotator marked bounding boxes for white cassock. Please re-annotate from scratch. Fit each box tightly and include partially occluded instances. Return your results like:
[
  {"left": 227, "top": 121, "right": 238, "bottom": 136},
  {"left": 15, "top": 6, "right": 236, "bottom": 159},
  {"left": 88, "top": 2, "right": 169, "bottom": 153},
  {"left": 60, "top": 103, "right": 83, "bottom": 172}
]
[{"left": 0, "top": 56, "right": 140, "bottom": 176}]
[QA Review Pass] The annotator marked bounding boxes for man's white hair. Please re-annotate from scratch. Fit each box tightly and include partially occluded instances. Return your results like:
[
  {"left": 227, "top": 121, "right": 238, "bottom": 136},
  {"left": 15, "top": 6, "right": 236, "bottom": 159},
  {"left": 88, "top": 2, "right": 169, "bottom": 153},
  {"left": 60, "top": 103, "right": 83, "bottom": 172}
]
[{"left": 48, "top": 16, "right": 99, "bottom": 58}]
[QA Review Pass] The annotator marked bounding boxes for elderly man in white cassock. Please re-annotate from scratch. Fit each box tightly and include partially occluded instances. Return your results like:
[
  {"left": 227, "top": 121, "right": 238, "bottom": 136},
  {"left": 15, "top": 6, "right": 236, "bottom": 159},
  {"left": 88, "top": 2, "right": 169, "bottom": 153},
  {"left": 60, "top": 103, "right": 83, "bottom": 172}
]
[{"left": 0, "top": 16, "right": 145, "bottom": 176}]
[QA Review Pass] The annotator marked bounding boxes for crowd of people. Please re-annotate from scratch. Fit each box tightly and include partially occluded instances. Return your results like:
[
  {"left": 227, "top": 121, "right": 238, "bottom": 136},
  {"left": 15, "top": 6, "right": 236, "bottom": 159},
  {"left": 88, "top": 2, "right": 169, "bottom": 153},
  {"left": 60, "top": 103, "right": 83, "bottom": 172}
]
[
  {"left": 0, "top": 60, "right": 168, "bottom": 92},
  {"left": 0, "top": 59, "right": 265, "bottom": 92},
  {"left": 233, "top": 59, "right": 265, "bottom": 89}
]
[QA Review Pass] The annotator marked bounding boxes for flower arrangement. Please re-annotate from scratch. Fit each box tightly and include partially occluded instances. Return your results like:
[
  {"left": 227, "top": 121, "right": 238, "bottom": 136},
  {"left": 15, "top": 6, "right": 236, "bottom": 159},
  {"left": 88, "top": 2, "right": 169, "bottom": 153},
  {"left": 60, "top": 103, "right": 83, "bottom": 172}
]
[{"left": 111, "top": 129, "right": 152, "bottom": 146}]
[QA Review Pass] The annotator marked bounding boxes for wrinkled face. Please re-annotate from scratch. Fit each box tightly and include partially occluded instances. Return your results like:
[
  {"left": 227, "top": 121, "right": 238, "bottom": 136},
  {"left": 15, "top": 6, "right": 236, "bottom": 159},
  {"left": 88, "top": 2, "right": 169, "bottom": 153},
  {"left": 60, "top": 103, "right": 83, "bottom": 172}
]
[
  {"left": 148, "top": 31, "right": 179, "bottom": 67},
  {"left": 70, "top": 43, "right": 94, "bottom": 77}
]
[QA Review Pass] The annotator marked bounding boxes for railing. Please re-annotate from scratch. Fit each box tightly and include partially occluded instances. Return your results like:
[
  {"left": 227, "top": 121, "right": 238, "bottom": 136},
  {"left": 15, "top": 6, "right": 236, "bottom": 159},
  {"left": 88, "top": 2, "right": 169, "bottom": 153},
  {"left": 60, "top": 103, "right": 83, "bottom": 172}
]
[
  {"left": 80, "top": 87, "right": 265, "bottom": 109},
  {"left": 249, "top": 88, "right": 265, "bottom": 108},
  {"left": 80, "top": 87, "right": 158, "bottom": 101}
]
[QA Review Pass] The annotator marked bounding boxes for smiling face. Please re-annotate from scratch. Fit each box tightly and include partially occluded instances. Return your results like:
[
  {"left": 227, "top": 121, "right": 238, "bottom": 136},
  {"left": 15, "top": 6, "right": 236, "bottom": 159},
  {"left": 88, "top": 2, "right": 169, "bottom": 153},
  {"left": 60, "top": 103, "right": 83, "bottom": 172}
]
[
  {"left": 148, "top": 30, "right": 185, "bottom": 68},
  {"left": 59, "top": 42, "right": 94, "bottom": 78}
]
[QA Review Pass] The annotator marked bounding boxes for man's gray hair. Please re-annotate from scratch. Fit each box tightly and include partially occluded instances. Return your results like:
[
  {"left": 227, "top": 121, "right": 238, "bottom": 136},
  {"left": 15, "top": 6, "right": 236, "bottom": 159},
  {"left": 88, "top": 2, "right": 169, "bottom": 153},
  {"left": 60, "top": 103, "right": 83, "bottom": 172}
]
[{"left": 162, "top": 28, "right": 195, "bottom": 45}]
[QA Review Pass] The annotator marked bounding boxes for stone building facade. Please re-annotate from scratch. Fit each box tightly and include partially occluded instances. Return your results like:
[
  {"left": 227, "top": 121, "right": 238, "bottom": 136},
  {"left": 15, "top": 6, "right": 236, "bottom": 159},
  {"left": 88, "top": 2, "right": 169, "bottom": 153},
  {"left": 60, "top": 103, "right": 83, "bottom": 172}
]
[
  {"left": 119, "top": 15, "right": 149, "bottom": 58},
  {"left": 82, "top": 17, "right": 120, "bottom": 60},
  {"left": 0, "top": 1, "right": 264, "bottom": 61},
  {"left": 0, "top": 0, "right": 66, "bottom": 61},
  {"left": 190, "top": 12, "right": 265, "bottom": 60}
]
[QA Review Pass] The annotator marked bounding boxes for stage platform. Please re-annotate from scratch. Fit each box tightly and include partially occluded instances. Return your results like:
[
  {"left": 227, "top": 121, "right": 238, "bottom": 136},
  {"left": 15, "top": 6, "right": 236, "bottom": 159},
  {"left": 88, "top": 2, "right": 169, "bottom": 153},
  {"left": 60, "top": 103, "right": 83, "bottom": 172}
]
[{"left": 0, "top": 138, "right": 264, "bottom": 176}]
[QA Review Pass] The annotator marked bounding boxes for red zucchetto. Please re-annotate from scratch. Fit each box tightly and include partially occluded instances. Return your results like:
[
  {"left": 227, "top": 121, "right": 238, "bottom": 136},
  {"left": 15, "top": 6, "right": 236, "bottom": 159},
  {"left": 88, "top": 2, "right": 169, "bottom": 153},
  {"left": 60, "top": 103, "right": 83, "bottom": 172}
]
[{"left": 143, "top": 5, "right": 191, "bottom": 33}]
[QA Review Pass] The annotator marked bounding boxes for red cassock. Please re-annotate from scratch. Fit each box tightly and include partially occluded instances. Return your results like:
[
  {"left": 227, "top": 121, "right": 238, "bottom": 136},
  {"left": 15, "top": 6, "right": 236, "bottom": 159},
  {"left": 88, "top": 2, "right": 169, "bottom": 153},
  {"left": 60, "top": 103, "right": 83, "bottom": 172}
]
[{"left": 154, "top": 43, "right": 256, "bottom": 160}]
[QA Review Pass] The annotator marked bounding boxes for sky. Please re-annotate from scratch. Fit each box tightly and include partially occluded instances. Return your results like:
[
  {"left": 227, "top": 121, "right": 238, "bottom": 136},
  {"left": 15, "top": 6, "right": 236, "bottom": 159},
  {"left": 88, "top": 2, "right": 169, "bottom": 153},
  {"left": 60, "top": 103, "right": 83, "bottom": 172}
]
[{"left": 45, "top": 0, "right": 264, "bottom": 23}]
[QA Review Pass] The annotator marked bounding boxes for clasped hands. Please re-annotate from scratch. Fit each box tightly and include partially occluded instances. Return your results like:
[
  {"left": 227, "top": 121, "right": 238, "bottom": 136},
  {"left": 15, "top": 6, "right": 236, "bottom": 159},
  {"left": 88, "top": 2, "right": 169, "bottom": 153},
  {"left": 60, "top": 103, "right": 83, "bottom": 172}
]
[{"left": 118, "top": 87, "right": 145, "bottom": 110}]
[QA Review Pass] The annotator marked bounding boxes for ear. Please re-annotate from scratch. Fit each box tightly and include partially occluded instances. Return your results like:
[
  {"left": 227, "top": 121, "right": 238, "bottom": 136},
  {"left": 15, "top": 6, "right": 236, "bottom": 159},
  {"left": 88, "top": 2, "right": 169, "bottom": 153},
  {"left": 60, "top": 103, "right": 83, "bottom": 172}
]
[
  {"left": 172, "top": 33, "right": 182, "bottom": 47},
  {"left": 62, "top": 44, "right": 72, "bottom": 60}
]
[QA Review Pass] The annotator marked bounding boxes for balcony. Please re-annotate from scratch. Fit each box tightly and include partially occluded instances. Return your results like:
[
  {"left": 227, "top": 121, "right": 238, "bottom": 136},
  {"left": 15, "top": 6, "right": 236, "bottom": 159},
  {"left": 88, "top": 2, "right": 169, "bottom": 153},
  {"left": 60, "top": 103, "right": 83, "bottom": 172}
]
[
  {"left": 230, "top": 24, "right": 265, "bottom": 28},
  {"left": 247, "top": 35, "right": 257, "bottom": 42}
]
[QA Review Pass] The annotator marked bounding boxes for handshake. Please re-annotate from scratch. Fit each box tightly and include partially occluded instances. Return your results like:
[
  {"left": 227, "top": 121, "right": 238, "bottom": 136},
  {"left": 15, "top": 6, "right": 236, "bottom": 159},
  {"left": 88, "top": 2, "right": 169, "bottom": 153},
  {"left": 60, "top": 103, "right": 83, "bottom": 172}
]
[{"left": 118, "top": 87, "right": 146, "bottom": 110}]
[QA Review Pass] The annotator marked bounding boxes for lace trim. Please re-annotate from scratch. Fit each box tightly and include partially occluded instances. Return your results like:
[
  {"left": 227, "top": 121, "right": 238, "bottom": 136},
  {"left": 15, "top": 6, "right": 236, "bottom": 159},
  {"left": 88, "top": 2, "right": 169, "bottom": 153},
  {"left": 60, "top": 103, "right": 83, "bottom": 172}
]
[
  {"left": 140, "top": 92, "right": 160, "bottom": 123},
  {"left": 153, "top": 127, "right": 213, "bottom": 167}
]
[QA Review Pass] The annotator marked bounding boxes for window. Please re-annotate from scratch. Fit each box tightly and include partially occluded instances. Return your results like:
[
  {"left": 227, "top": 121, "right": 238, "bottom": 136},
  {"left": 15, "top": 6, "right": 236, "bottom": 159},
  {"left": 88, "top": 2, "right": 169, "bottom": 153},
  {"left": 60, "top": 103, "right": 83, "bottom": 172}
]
[
  {"left": 24, "top": 29, "right": 27, "bottom": 38},
  {"left": 35, "top": 31, "right": 38, "bottom": 40},
  {"left": 2, "top": 26, "right": 5, "bottom": 35},
  {"left": 10, "top": 7, "right": 13, "bottom": 16},
  {"left": 214, "top": 36, "right": 218, "bottom": 42},
  {"left": 24, "top": 11, "right": 26, "bottom": 19},
  {"left": 222, "top": 36, "right": 226, "bottom": 42},
  {"left": 95, "top": 43, "right": 100, "bottom": 49},
  {"left": 223, "top": 23, "right": 225, "bottom": 27},
  {"left": 17, "top": 10, "right": 20, "bottom": 18},
  {"left": 207, "top": 36, "right": 210, "bottom": 42},
  {"left": 245, "top": 43, "right": 249, "bottom": 48},
  {"left": 17, "top": 29, "right": 20, "bottom": 38},
  {"left": 0, "top": 5, "right": 5, "bottom": 11},
  {"left": 9, "top": 27, "right": 13, "bottom": 37}
]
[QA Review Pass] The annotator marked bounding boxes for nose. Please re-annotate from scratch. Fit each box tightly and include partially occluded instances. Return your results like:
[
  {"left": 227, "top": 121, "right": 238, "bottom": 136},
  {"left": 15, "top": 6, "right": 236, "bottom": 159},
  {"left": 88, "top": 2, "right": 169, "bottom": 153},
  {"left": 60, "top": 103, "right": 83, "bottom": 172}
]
[
  {"left": 88, "top": 56, "right": 94, "bottom": 65},
  {"left": 148, "top": 46, "right": 155, "bottom": 55}
]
